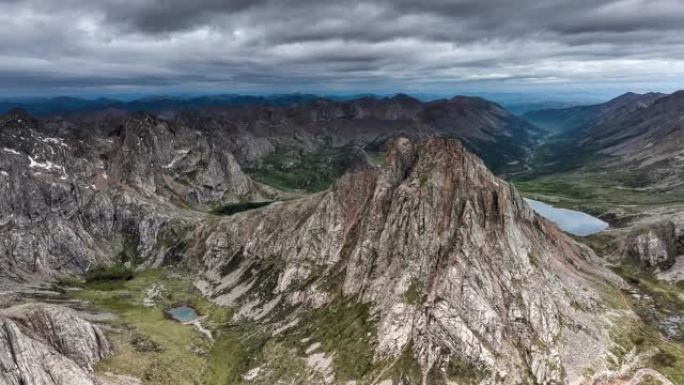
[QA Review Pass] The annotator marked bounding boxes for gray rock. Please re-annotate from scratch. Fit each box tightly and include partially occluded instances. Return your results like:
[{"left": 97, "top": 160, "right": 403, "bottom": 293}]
[
  {"left": 193, "top": 138, "right": 620, "bottom": 385},
  {"left": 624, "top": 221, "right": 678, "bottom": 269},
  {"left": 0, "top": 109, "right": 271, "bottom": 281},
  {"left": 0, "top": 304, "right": 111, "bottom": 385}
]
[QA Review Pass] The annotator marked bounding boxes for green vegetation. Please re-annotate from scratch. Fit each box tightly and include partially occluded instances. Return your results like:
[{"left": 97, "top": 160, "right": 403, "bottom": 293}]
[
  {"left": 445, "top": 356, "right": 491, "bottom": 385},
  {"left": 528, "top": 250, "right": 541, "bottom": 269},
  {"left": 56, "top": 269, "right": 234, "bottom": 385},
  {"left": 607, "top": 315, "right": 684, "bottom": 385},
  {"left": 403, "top": 279, "right": 425, "bottom": 305},
  {"left": 204, "top": 324, "right": 269, "bottom": 385},
  {"left": 637, "top": 374, "right": 664, "bottom": 385},
  {"left": 384, "top": 344, "right": 422, "bottom": 384},
  {"left": 515, "top": 174, "right": 684, "bottom": 208},
  {"left": 512, "top": 174, "right": 684, "bottom": 226},
  {"left": 529, "top": 197, "right": 684, "bottom": 385},
  {"left": 248, "top": 145, "right": 364, "bottom": 192},
  {"left": 251, "top": 168, "right": 332, "bottom": 192},
  {"left": 55, "top": 266, "right": 385, "bottom": 385},
  {"left": 600, "top": 260, "right": 684, "bottom": 384},
  {"left": 612, "top": 262, "right": 684, "bottom": 343},
  {"left": 84, "top": 264, "right": 134, "bottom": 285},
  {"left": 371, "top": 151, "right": 385, "bottom": 166},
  {"left": 524, "top": 136, "right": 605, "bottom": 176},
  {"left": 279, "top": 297, "right": 378, "bottom": 381}
]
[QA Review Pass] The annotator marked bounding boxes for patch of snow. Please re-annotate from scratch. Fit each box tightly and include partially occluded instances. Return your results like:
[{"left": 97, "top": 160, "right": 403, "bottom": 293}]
[
  {"left": 2, "top": 148, "right": 21, "bottom": 155},
  {"left": 0, "top": 171, "right": 7, "bottom": 177},
  {"left": 28, "top": 156, "right": 68, "bottom": 179},
  {"left": 28, "top": 156, "right": 59, "bottom": 171},
  {"left": 41, "top": 137, "right": 69, "bottom": 148}
]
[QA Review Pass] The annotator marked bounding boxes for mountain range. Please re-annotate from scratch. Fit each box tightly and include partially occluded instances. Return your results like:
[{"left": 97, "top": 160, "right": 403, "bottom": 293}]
[
  {"left": 525, "top": 91, "right": 684, "bottom": 193},
  {"left": 0, "top": 91, "right": 682, "bottom": 385}
]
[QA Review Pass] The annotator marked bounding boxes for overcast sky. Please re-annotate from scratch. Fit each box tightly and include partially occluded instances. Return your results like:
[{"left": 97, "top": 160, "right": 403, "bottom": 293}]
[{"left": 2, "top": 0, "right": 684, "bottom": 97}]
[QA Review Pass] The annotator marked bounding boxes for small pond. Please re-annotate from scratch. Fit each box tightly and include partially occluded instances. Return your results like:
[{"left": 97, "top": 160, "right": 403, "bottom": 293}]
[
  {"left": 211, "top": 201, "right": 273, "bottom": 216},
  {"left": 166, "top": 306, "right": 200, "bottom": 323},
  {"left": 524, "top": 198, "right": 609, "bottom": 236}
]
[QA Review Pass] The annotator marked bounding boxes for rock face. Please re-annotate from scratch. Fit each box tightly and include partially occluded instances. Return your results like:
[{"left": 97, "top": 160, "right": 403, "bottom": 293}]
[
  {"left": 0, "top": 304, "right": 111, "bottom": 385},
  {"left": 43, "top": 94, "right": 543, "bottom": 191},
  {"left": 194, "top": 138, "right": 619, "bottom": 385},
  {"left": 0, "top": 94, "right": 543, "bottom": 282},
  {"left": 0, "top": 102, "right": 629, "bottom": 385},
  {"left": 624, "top": 221, "right": 678, "bottom": 269},
  {"left": 0, "top": 108, "right": 275, "bottom": 282}
]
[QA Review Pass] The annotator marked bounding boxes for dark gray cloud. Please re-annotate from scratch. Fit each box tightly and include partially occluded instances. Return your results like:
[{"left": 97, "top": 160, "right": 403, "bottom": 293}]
[{"left": 1, "top": 0, "right": 684, "bottom": 96}]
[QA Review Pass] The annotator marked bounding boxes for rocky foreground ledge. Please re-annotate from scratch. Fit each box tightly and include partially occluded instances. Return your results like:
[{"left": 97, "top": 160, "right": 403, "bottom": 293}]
[{"left": 0, "top": 304, "right": 117, "bottom": 385}]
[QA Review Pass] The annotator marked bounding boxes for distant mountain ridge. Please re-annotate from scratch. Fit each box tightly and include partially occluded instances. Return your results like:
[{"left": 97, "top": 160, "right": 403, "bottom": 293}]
[
  {"left": 523, "top": 92, "right": 665, "bottom": 133},
  {"left": 8, "top": 94, "right": 544, "bottom": 193},
  {"left": 525, "top": 90, "right": 684, "bottom": 193},
  {"left": 0, "top": 94, "right": 326, "bottom": 117}
]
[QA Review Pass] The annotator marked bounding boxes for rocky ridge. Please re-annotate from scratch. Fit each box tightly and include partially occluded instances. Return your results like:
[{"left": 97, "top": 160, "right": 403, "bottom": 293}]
[
  {"left": 525, "top": 91, "right": 684, "bottom": 193},
  {"left": 191, "top": 137, "right": 624, "bottom": 385},
  {"left": 45, "top": 94, "right": 544, "bottom": 191},
  {"left": 0, "top": 105, "right": 648, "bottom": 385},
  {"left": 0, "top": 108, "right": 273, "bottom": 284},
  {"left": 0, "top": 304, "right": 112, "bottom": 385}
]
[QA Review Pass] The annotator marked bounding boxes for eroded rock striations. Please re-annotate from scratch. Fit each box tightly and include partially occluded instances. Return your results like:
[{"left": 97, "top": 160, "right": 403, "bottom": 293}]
[
  {"left": 194, "top": 138, "right": 621, "bottom": 385},
  {"left": 0, "top": 103, "right": 629, "bottom": 385},
  {"left": 0, "top": 304, "right": 111, "bottom": 385},
  {"left": 0, "top": 109, "right": 273, "bottom": 284},
  {"left": 623, "top": 221, "right": 679, "bottom": 269}
]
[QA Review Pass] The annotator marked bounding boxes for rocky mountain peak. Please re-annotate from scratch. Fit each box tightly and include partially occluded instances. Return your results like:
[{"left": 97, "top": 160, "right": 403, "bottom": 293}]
[{"left": 195, "top": 137, "right": 618, "bottom": 384}]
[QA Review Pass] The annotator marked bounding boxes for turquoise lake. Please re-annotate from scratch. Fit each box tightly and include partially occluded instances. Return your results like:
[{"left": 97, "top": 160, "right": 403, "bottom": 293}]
[{"left": 167, "top": 306, "right": 200, "bottom": 323}]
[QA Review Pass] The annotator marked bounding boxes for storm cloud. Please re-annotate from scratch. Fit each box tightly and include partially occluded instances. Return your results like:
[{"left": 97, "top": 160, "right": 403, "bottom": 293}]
[{"left": 1, "top": 0, "right": 684, "bottom": 95}]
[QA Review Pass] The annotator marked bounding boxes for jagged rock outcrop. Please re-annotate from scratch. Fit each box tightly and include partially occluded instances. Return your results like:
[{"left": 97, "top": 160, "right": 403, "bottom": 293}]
[
  {"left": 193, "top": 138, "right": 620, "bottom": 385},
  {"left": 623, "top": 221, "right": 678, "bottom": 269},
  {"left": 43, "top": 94, "right": 543, "bottom": 192},
  {"left": 0, "top": 109, "right": 273, "bottom": 283},
  {"left": 109, "top": 113, "right": 276, "bottom": 204},
  {"left": 0, "top": 93, "right": 542, "bottom": 282},
  {"left": 0, "top": 104, "right": 634, "bottom": 385},
  {"left": 0, "top": 304, "right": 111, "bottom": 385}
]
